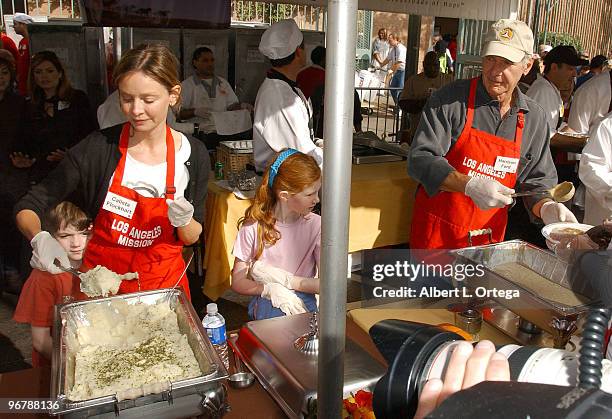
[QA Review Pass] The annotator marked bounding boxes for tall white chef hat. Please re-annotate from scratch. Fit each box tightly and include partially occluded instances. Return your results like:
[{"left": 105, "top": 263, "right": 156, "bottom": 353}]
[
  {"left": 259, "top": 19, "right": 304, "bottom": 60},
  {"left": 13, "top": 13, "right": 34, "bottom": 24}
]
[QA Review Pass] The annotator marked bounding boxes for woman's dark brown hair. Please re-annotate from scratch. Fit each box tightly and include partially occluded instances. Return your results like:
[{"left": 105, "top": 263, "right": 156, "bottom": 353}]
[
  {"left": 29, "top": 50, "right": 73, "bottom": 105},
  {"left": 0, "top": 49, "right": 16, "bottom": 87}
]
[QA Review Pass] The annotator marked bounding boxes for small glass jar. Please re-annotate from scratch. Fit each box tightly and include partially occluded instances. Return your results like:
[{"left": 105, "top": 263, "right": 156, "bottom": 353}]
[{"left": 454, "top": 308, "right": 483, "bottom": 341}]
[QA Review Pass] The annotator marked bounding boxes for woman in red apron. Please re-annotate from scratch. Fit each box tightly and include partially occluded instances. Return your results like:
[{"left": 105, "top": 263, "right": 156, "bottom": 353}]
[
  {"left": 81, "top": 123, "right": 191, "bottom": 298},
  {"left": 15, "top": 45, "right": 209, "bottom": 300},
  {"left": 410, "top": 77, "right": 523, "bottom": 249}
]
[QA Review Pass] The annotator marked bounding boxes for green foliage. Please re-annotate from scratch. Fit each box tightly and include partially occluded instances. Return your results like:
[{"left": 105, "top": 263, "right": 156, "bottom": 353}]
[{"left": 538, "top": 32, "right": 583, "bottom": 51}]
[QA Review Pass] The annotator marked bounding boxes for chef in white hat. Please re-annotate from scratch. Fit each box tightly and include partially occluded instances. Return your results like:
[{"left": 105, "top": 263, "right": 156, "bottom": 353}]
[
  {"left": 12, "top": 12, "right": 34, "bottom": 95},
  {"left": 253, "top": 19, "right": 323, "bottom": 172}
]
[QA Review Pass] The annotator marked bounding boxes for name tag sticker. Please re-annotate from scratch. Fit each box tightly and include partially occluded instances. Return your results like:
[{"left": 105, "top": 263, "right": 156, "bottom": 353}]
[
  {"left": 494, "top": 156, "right": 520, "bottom": 173},
  {"left": 102, "top": 191, "right": 137, "bottom": 219}
]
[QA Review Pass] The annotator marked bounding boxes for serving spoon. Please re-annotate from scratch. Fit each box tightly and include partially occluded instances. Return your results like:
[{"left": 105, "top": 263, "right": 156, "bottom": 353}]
[{"left": 511, "top": 181, "right": 575, "bottom": 203}]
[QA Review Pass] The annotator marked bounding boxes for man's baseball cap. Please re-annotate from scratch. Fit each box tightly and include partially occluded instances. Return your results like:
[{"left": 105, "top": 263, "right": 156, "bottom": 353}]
[
  {"left": 590, "top": 54, "right": 608, "bottom": 69},
  {"left": 544, "top": 45, "right": 589, "bottom": 67},
  {"left": 259, "top": 19, "right": 304, "bottom": 60},
  {"left": 482, "top": 19, "right": 534, "bottom": 63},
  {"left": 13, "top": 13, "right": 34, "bottom": 24}
]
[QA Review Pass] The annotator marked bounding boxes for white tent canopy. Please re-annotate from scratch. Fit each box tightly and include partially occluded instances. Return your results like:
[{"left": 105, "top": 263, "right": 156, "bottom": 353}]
[{"left": 264, "top": 0, "right": 520, "bottom": 20}]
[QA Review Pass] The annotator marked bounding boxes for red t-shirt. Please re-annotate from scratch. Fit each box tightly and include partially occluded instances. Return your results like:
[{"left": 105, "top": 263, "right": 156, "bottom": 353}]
[
  {"left": 296, "top": 65, "right": 325, "bottom": 99},
  {"left": 13, "top": 270, "right": 87, "bottom": 367},
  {"left": 17, "top": 37, "right": 29, "bottom": 96},
  {"left": 1, "top": 33, "right": 19, "bottom": 63}
]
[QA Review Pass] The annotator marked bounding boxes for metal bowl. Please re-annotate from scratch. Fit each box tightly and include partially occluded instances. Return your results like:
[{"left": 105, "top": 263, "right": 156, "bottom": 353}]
[{"left": 228, "top": 372, "right": 255, "bottom": 389}]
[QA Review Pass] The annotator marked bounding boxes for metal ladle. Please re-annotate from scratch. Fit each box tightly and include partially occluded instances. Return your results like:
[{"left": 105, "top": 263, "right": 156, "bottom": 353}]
[
  {"left": 228, "top": 345, "right": 255, "bottom": 389},
  {"left": 511, "top": 181, "right": 575, "bottom": 203}
]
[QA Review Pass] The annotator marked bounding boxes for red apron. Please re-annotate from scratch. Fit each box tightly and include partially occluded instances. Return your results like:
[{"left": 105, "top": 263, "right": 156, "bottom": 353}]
[
  {"left": 82, "top": 123, "right": 190, "bottom": 298},
  {"left": 410, "top": 78, "right": 524, "bottom": 249}
]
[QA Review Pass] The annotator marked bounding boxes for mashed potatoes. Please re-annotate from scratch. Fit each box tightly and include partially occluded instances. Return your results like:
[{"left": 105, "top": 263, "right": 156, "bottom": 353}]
[
  {"left": 79, "top": 266, "right": 138, "bottom": 297},
  {"left": 67, "top": 300, "right": 201, "bottom": 401}
]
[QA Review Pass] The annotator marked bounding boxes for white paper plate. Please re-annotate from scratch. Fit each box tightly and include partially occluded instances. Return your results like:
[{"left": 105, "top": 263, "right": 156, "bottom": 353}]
[{"left": 541, "top": 222, "right": 593, "bottom": 245}]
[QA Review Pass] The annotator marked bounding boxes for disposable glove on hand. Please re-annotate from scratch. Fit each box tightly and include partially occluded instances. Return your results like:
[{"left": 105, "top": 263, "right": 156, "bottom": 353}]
[
  {"left": 540, "top": 201, "right": 578, "bottom": 225},
  {"left": 194, "top": 107, "right": 211, "bottom": 119},
  {"left": 251, "top": 260, "right": 295, "bottom": 289},
  {"left": 261, "top": 283, "right": 307, "bottom": 316},
  {"left": 30, "top": 231, "right": 71, "bottom": 274},
  {"left": 166, "top": 196, "right": 194, "bottom": 227},
  {"left": 464, "top": 176, "right": 514, "bottom": 210}
]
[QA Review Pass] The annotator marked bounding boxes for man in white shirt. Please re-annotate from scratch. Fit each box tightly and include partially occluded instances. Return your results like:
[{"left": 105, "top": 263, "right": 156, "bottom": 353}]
[
  {"left": 179, "top": 47, "right": 252, "bottom": 149},
  {"left": 253, "top": 19, "right": 323, "bottom": 172},
  {"left": 527, "top": 45, "right": 587, "bottom": 183},
  {"left": 569, "top": 71, "right": 612, "bottom": 135},
  {"left": 381, "top": 33, "right": 407, "bottom": 105}
]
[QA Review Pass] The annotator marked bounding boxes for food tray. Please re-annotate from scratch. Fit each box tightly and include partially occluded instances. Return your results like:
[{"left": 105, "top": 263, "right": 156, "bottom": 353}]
[
  {"left": 219, "top": 140, "right": 253, "bottom": 154},
  {"left": 451, "top": 240, "right": 594, "bottom": 331},
  {"left": 230, "top": 313, "right": 385, "bottom": 419},
  {"left": 50, "top": 288, "right": 229, "bottom": 418}
]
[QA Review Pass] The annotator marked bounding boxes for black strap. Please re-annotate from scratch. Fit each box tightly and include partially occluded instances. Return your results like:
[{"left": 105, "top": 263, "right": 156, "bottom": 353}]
[
  {"left": 267, "top": 70, "right": 314, "bottom": 141},
  {"left": 608, "top": 71, "right": 612, "bottom": 113}
]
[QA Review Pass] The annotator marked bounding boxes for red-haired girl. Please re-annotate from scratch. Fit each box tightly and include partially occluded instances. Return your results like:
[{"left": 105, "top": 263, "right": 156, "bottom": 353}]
[{"left": 231, "top": 149, "right": 321, "bottom": 319}]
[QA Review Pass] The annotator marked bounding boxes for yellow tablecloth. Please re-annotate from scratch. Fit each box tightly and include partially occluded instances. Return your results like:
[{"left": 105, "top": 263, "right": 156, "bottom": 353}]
[
  {"left": 348, "top": 308, "right": 516, "bottom": 345},
  {"left": 203, "top": 161, "right": 418, "bottom": 300}
]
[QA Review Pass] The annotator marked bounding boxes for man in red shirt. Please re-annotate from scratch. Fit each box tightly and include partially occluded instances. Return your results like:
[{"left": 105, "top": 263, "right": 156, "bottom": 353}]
[
  {"left": 296, "top": 46, "right": 325, "bottom": 99},
  {"left": 1, "top": 25, "right": 19, "bottom": 63},
  {"left": 12, "top": 13, "right": 33, "bottom": 96}
]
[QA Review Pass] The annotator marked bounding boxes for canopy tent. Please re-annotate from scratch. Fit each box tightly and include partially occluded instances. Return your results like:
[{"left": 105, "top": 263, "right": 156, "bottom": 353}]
[{"left": 263, "top": 0, "right": 521, "bottom": 20}]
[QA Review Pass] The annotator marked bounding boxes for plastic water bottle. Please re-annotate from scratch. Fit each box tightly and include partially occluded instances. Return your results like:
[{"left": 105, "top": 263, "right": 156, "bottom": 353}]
[{"left": 202, "top": 303, "right": 229, "bottom": 370}]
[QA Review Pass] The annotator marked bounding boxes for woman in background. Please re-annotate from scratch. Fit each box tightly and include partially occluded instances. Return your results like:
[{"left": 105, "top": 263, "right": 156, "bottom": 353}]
[{"left": 11, "top": 50, "right": 98, "bottom": 183}]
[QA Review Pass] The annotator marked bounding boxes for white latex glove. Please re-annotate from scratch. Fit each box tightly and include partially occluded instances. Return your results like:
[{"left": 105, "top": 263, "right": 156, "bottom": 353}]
[
  {"left": 251, "top": 260, "right": 294, "bottom": 289},
  {"left": 30, "top": 231, "right": 71, "bottom": 274},
  {"left": 166, "top": 196, "right": 194, "bottom": 227},
  {"left": 261, "top": 283, "right": 307, "bottom": 316},
  {"left": 194, "top": 106, "right": 211, "bottom": 119},
  {"left": 464, "top": 176, "right": 514, "bottom": 210},
  {"left": 315, "top": 138, "right": 324, "bottom": 148},
  {"left": 540, "top": 201, "right": 578, "bottom": 225}
]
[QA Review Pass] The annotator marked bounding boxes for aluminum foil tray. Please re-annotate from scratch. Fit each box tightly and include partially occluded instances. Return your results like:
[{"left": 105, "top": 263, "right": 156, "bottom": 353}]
[
  {"left": 219, "top": 140, "right": 253, "bottom": 154},
  {"left": 451, "top": 240, "right": 593, "bottom": 331},
  {"left": 50, "top": 288, "right": 229, "bottom": 418},
  {"left": 229, "top": 313, "right": 386, "bottom": 419}
]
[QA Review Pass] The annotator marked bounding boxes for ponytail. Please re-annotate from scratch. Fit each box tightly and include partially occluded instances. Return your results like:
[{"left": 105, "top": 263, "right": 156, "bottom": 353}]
[{"left": 238, "top": 150, "right": 321, "bottom": 259}]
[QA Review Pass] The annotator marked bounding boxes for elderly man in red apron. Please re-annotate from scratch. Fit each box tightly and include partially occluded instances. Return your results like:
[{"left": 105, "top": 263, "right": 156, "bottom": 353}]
[{"left": 408, "top": 19, "right": 577, "bottom": 250}]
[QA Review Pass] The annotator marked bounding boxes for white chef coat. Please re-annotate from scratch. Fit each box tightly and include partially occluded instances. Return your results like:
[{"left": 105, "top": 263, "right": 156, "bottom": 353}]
[
  {"left": 578, "top": 113, "right": 612, "bottom": 225},
  {"left": 568, "top": 71, "right": 612, "bottom": 134},
  {"left": 388, "top": 43, "right": 407, "bottom": 71},
  {"left": 526, "top": 74, "right": 564, "bottom": 138},
  {"left": 253, "top": 77, "right": 322, "bottom": 172},
  {"left": 97, "top": 90, "right": 190, "bottom": 133},
  {"left": 181, "top": 75, "right": 239, "bottom": 133}
]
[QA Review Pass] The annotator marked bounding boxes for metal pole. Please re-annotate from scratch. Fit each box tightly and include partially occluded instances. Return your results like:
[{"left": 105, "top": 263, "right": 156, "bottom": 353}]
[
  {"left": 318, "top": 0, "right": 357, "bottom": 417},
  {"left": 533, "top": 0, "right": 541, "bottom": 50}
]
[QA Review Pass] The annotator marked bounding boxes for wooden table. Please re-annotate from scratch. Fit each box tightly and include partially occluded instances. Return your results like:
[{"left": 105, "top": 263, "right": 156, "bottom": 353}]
[
  {"left": 0, "top": 318, "right": 384, "bottom": 418},
  {"left": 203, "top": 161, "right": 418, "bottom": 300}
]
